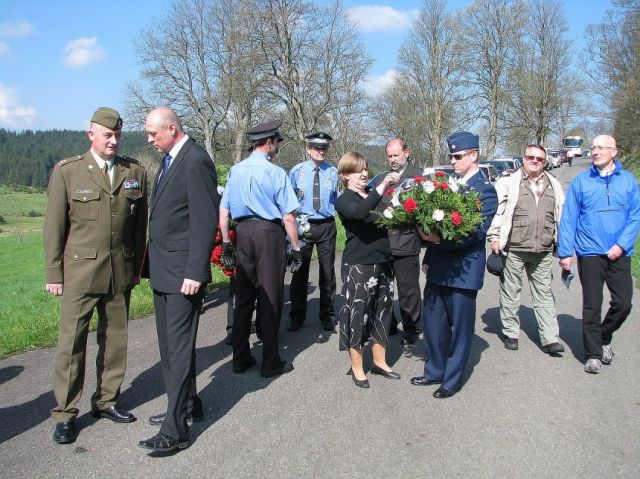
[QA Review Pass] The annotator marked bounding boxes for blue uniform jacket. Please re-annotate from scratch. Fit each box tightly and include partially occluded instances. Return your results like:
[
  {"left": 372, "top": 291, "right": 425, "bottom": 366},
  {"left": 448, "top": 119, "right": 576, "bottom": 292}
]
[
  {"left": 289, "top": 159, "right": 338, "bottom": 220},
  {"left": 424, "top": 170, "right": 498, "bottom": 291},
  {"left": 558, "top": 160, "right": 640, "bottom": 258}
]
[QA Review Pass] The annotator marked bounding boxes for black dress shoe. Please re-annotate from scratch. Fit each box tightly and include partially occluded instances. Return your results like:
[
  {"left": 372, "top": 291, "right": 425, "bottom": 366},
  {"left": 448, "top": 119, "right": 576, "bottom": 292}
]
[
  {"left": 351, "top": 374, "right": 370, "bottom": 388},
  {"left": 138, "top": 433, "right": 190, "bottom": 453},
  {"left": 542, "top": 342, "right": 565, "bottom": 354},
  {"left": 433, "top": 387, "right": 456, "bottom": 399},
  {"left": 370, "top": 364, "right": 401, "bottom": 379},
  {"left": 92, "top": 405, "right": 136, "bottom": 423},
  {"left": 410, "top": 376, "right": 442, "bottom": 386},
  {"left": 321, "top": 318, "right": 335, "bottom": 331},
  {"left": 260, "top": 361, "right": 294, "bottom": 378},
  {"left": 233, "top": 356, "right": 257, "bottom": 374},
  {"left": 148, "top": 410, "right": 204, "bottom": 426},
  {"left": 401, "top": 329, "right": 420, "bottom": 345},
  {"left": 53, "top": 420, "right": 77, "bottom": 444},
  {"left": 503, "top": 337, "right": 519, "bottom": 350}
]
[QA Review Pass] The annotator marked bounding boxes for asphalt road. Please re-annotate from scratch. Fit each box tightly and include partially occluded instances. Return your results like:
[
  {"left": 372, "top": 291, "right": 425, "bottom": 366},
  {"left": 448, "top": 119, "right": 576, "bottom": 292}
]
[{"left": 1, "top": 157, "right": 639, "bottom": 478}]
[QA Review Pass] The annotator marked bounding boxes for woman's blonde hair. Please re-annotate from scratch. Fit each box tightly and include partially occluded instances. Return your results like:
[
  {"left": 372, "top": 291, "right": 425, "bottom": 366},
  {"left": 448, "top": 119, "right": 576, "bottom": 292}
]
[{"left": 337, "top": 151, "right": 367, "bottom": 186}]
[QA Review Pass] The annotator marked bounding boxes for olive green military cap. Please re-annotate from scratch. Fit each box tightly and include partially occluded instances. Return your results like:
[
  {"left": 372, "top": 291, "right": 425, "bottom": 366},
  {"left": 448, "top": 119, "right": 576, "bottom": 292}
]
[{"left": 91, "top": 107, "right": 123, "bottom": 130}]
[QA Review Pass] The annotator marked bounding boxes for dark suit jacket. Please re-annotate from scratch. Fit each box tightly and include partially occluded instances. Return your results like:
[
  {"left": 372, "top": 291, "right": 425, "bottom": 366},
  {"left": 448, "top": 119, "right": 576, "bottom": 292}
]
[
  {"left": 148, "top": 138, "right": 219, "bottom": 294},
  {"left": 424, "top": 170, "right": 498, "bottom": 291}
]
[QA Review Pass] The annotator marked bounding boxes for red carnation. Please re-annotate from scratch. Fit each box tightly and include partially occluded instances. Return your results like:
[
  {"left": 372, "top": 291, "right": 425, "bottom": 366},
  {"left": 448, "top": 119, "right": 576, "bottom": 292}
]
[
  {"left": 403, "top": 198, "right": 418, "bottom": 213},
  {"left": 211, "top": 244, "right": 222, "bottom": 264},
  {"left": 386, "top": 188, "right": 395, "bottom": 196},
  {"left": 435, "top": 171, "right": 446, "bottom": 177},
  {"left": 229, "top": 229, "right": 237, "bottom": 242},
  {"left": 450, "top": 211, "right": 463, "bottom": 225},
  {"left": 414, "top": 176, "right": 425, "bottom": 183},
  {"left": 439, "top": 182, "right": 449, "bottom": 190}
]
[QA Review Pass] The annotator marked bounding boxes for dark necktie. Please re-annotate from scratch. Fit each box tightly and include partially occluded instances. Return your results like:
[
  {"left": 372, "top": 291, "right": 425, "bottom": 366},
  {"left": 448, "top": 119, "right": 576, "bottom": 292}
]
[
  {"left": 158, "top": 153, "right": 171, "bottom": 185},
  {"left": 103, "top": 163, "right": 111, "bottom": 188},
  {"left": 313, "top": 166, "right": 321, "bottom": 211}
]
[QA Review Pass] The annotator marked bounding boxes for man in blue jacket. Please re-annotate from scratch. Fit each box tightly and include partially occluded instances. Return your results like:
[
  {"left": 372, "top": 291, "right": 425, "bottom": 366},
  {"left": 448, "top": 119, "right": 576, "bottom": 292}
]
[
  {"left": 558, "top": 134, "right": 640, "bottom": 374},
  {"left": 411, "top": 131, "right": 497, "bottom": 398}
]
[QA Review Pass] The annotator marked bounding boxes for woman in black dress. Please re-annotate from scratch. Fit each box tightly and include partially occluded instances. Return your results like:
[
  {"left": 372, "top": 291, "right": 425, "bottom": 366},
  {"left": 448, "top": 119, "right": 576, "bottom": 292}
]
[{"left": 335, "top": 152, "right": 401, "bottom": 388}]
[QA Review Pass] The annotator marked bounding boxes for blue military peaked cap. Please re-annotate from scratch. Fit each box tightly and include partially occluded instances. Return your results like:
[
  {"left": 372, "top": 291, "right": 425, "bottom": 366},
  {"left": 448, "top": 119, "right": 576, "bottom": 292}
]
[
  {"left": 305, "top": 131, "right": 333, "bottom": 149},
  {"left": 447, "top": 131, "right": 479, "bottom": 153},
  {"left": 247, "top": 119, "right": 283, "bottom": 142}
]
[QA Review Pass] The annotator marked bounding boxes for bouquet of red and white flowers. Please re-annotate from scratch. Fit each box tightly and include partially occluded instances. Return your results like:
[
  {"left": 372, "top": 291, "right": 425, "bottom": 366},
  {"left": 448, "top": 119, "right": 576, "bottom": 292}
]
[
  {"left": 210, "top": 227, "right": 237, "bottom": 277},
  {"left": 375, "top": 168, "right": 484, "bottom": 241}
]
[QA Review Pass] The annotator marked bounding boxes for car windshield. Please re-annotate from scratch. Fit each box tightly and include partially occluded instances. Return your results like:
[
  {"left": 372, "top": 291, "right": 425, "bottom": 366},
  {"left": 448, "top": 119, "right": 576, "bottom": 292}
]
[{"left": 482, "top": 160, "right": 511, "bottom": 173}]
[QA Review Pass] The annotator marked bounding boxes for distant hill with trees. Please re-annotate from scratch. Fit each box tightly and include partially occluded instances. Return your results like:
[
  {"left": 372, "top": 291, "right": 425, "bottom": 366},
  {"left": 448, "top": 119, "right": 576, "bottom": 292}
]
[{"left": 0, "top": 129, "right": 149, "bottom": 189}]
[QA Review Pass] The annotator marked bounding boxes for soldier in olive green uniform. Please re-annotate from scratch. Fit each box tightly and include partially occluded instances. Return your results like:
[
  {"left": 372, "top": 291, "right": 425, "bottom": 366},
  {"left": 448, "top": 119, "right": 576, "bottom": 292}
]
[{"left": 44, "top": 107, "right": 148, "bottom": 444}]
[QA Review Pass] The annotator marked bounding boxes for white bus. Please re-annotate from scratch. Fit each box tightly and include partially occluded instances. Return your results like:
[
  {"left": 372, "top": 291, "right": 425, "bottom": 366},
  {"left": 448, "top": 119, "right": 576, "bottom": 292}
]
[{"left": 562, "top": 136, "right": 583, "bottom": 162}]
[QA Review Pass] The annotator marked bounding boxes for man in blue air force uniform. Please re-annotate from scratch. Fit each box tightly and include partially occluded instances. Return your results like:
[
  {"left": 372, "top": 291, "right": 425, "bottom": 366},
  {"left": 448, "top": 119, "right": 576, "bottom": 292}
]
[
  {"left": 287, "top": 132, "right": 339, "bottom": 332},
  {"left": 411, "top": 131, "right": 497, "bottom": 398}
]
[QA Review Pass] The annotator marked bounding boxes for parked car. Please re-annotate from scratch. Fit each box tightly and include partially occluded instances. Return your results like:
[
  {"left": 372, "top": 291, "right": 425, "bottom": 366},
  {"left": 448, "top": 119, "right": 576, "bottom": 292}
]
[
  {"left": 434, "top": 163, "right": 498, "bottom": 184},
  {"left": 546, "top": 149, "right": 562, "bottom": 169},
  {"left": 481, "top": 159, "right": 517, "bottom": 177}
]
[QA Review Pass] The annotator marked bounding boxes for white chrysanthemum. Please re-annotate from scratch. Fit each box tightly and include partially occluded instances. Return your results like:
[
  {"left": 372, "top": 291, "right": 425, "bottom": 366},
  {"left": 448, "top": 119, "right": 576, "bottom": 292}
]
[
  {"left": 366, "top": 277, "right": 378, "bottom": 289},
  {"left": 383, "top": 207, "right": 394, "bottom": 219},
  {"left": 422, "top": 181, "right": 435, "bottom": 194},
  {"left": 448, "top": 180, "right": 459, "bottom": 192},
  {"left": 391, "top": 193, "right": 401, "bottom": 207},
  {"left": 432, "top": 209, "right": 445, "bottom": 221}
]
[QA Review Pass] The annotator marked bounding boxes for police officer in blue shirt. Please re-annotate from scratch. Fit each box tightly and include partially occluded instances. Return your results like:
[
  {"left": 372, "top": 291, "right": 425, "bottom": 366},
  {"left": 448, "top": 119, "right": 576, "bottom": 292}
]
[
  {"left": 219, "top": 120, "right": 303, "bottom": 378},
  {"left": 287, "top": 132, "right": 339, "bottom": 332}
]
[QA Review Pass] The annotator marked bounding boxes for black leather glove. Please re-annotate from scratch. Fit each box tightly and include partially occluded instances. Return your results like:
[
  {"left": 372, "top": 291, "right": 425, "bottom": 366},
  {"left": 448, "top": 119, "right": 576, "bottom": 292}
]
[
  {"left": 221, "top": 241, "right": 236, "bottom": 269},
  {"left": 289, "top": 249, "right": 303, "bottom": 273}
]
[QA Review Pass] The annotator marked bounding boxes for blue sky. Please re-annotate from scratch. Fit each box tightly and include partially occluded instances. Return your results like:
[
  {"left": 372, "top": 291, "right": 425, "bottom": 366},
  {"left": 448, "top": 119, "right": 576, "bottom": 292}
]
[{"left": 0, "top": 0, "right": 614, "bottom": 131}]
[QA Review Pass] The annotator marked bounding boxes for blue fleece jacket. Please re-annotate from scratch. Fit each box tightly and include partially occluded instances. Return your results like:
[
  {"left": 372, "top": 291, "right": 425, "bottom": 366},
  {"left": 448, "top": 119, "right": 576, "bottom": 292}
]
[{"left": 558, "top": 160, "right": 640, "bottom": 258}]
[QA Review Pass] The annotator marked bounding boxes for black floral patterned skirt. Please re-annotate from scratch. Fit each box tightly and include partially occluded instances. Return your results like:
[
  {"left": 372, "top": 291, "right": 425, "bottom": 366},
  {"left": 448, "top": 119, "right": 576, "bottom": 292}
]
[{"left": 338, "top": 262, "right": 394, "bottom": 351}]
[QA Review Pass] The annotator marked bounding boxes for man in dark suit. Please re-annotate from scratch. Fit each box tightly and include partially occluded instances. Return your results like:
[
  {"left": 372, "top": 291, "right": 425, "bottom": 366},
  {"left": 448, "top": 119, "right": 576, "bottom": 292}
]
[
  {"left": 369, "top": 138, "right": 423, "bottom": 345},
  {"left": 139, "top": 107, "right": 218, "bottom": 453},
  {"left": 411, "top": 131, "right": 497, "bottom": 398},
  {"left": 44, "top": 107, "right": 147, "bottom": 444}
]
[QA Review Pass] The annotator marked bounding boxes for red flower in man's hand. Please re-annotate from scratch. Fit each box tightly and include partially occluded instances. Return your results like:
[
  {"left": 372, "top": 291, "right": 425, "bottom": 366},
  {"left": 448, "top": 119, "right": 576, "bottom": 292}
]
[
  {"left": 450, "top": 211, "right": 463, "bottom": 225},
  {"left": 403, "top": 198, "right": 418, "bottom": 213}
]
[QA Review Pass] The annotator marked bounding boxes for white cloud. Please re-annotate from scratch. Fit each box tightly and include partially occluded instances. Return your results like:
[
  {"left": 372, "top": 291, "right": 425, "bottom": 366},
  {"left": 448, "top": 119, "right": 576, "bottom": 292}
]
[
  {"left": 63, "top": 37, "right": 105, "bottom": 69},
  {"left": 363, "top": 69, "right": 398, "bottom": 96},
  {"left": 347, "top": 5, "right": 417, "bottom": 32},
  {"left": 0, "top": 42, "right": 9, "bottom": 57},
  {"left": 0, "top": 20, "right": 34, "bottom": 38},
  {"left": 0, "top": 83, "right": 36, "bottom": 128}
]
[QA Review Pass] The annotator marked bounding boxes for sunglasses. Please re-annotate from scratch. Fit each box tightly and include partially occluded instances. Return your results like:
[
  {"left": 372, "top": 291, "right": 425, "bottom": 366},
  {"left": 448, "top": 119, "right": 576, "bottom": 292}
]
[
  {"left": 448, "top": 151, "right": 471, "bottom": 161},
  {"left": 524, "top": 155, "right": 545, "bottom": 162}
]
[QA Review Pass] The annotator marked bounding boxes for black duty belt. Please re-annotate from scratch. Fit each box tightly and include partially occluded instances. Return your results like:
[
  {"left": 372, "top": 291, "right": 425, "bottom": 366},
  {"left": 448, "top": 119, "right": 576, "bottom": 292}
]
[
  {"left": 308, "top": 217, "right": 335, "bottom": 224},
  {"left": 235, "top": 215, "right": 282, "bottom": 226}
]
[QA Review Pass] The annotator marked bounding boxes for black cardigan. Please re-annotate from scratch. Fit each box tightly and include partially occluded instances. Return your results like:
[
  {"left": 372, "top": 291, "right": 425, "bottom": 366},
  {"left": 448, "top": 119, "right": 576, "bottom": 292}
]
[{"left": 335, "top": 188, "right": 392, "bottom": 265}]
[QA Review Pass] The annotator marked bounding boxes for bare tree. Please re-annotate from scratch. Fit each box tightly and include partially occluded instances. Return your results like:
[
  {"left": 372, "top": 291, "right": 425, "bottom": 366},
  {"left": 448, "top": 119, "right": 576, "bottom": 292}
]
[
  {"left": 460, "top": 0, "right": 526, "bottom": 158},
  {"left": 504, "top": 0, "right": 574, "bottom": 145},
  {"left": 371, "top": 0, "right": 468, "bottom": 167},
  {"left": 254, "top": 0, "right": 372, "bottom": 166}
]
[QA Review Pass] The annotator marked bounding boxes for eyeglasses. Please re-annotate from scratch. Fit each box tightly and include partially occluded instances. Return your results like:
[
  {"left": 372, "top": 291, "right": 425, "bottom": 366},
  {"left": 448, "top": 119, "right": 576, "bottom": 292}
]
[
  {"left": 591, "top": 145, "right": 615, "bottom": 151},
  {"left": 524, "top": 155, "right": 545, "bottom": 162},
  {"left": 448, "top": 151, "right": 471, "bottom": 160}
]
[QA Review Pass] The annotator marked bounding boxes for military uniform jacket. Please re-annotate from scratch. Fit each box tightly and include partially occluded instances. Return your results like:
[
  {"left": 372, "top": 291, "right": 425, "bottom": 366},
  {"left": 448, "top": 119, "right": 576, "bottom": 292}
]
[
  {"left": 44, "top": 151, "right": 148, "bottom": 294},
  {"left": 423, "top": 171, "right": 498, "bottom": 291}
]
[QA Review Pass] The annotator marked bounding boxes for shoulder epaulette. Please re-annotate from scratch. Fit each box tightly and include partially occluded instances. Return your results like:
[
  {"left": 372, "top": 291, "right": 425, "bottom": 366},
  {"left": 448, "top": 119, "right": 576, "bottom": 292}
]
[{"left": 57, "top": 155, "right": 83, "bottom": 167}]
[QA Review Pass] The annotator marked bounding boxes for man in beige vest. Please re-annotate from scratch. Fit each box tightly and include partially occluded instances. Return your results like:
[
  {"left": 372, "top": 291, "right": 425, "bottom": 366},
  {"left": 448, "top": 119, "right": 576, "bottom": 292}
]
[
  {"left": 487, "top": 144, "right": 565, "bottom": 354},
  {"left": 44, "top": 107, "right": 148, "bottom": 444}
]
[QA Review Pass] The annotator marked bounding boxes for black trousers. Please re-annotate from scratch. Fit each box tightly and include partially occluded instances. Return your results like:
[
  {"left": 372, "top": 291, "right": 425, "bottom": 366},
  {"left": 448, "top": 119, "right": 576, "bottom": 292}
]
[
  {"left": 577, "top": 256, "right": 633, "bottom": 360},
  {"left": 289, "top": 220, "right": 337, "bottom": 325},
  {"left": 153, "top": 287, "right": 204, "bottom": 440},
  {"left": 391, "top": 253, "right": 421, "bottom": 332},
  {"left": 233, "top": 219, "right": 286, "bottom": 371}
]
